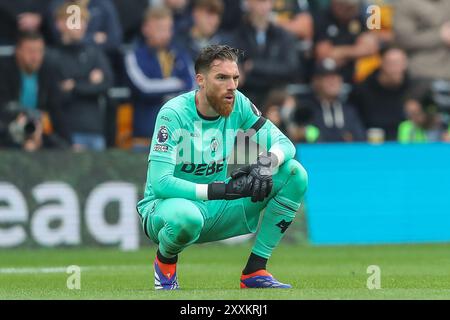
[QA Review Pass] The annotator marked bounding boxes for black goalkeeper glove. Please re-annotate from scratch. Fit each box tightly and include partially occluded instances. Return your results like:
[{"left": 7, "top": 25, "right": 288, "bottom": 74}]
[
  {"left": 230, "top": 153, "right": 275, "bottom": 203},
  {"left": 208, "top": 174, "right": 253, "bottom": 200}
]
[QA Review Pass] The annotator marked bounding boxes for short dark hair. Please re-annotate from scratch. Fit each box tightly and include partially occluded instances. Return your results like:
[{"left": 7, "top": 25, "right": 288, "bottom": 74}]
[
  {"left": 194, "top": 45, "right": 241, "bottom": 74},
  {"left": 16, "top": 31, "right": 44, "bottom": 47},
  {"left": 193, "top": 0, "right": 224, "bottom": 15}
]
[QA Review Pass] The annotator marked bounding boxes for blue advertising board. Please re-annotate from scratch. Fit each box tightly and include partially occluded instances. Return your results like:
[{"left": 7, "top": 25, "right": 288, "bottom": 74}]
[{"left": 297, "top": 143, "right": 450, "bottom": 245}]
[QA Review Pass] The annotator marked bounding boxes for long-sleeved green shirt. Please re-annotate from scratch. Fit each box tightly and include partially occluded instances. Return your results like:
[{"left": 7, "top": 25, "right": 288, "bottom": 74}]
[{"left": 137, "top": 90, "right": 296, "bottom": 212}]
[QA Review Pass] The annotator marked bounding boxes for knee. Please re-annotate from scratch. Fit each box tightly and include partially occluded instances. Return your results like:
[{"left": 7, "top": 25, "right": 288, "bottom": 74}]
[
  {"left": 281, "top": 159, "right": 308, "bottom": 196},
  {"left": 170, "top": 205, "right": 204, "bottom": 245}
]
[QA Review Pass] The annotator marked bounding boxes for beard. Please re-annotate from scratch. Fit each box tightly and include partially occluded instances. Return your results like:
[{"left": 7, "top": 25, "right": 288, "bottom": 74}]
[{"left": 206, "top": 90, "right": 235, "bottom": 117}]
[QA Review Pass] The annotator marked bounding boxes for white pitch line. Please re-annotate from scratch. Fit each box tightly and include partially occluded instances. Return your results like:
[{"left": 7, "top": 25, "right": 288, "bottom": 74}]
[
  {"left": 0, "top": 265, "right": 146, "bottom": 274},
  {"left": 0, "top": 267, "right": 69, "bottom": 274}
]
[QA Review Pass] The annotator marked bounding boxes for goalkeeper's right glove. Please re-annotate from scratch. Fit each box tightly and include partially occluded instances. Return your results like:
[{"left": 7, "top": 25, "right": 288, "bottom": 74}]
[
  {"left": 207, "top": 174, "right": 253, "bottom": 200},
  {"left": 229, "top": 153, "right": 275, "bottom": 203}
]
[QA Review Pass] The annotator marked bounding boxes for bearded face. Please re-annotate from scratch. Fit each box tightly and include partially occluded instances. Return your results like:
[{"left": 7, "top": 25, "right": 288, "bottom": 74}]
[
  {"left": 205, "top": 85, "right": 235, "bottom": 117},
  {"left": 202, "top": 59, "right": 239, "bottom": 117}
]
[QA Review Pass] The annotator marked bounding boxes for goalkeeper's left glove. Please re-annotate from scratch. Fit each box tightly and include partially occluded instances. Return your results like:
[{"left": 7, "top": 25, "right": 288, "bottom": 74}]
[
  {"left": 207, "top": 174, "right": 253, "bottom": 200},
  {"left": 231, "top": 153, "right": 276, "bottom": 203}
]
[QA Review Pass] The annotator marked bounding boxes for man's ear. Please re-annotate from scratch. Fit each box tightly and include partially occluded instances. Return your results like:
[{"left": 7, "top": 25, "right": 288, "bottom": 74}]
[{"left": 196, "top": 73, "right": 205, "bottom": 89}]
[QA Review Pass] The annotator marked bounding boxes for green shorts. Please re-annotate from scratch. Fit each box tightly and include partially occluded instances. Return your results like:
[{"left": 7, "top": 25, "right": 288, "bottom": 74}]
[
  {"left": 137, "top": 159, "right": 307, "bottom": 247},
  {"left": 138, "top": 196, "right": 269, "bottom": 245}
]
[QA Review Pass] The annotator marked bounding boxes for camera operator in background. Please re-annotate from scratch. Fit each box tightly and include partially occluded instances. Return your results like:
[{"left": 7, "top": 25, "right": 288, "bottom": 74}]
[
  {"left": 398, "top": 93, "right": 450, "bottom": 143},
  {"left": 288, "top": 104, "right": 320, "bottom": 144},
  {"left": 260, "top": 88, "right": 320, "bottom": 144},
  {"left": 297, "top": 58, "right": 366, "bottom": 143},
  {"left": 0, "top": 31, "right": 70, "bottom": 151},
  {"left": 0, "top": 104, "right": 43, "bottom": 151},
  {"left": 261, "top": 88, "right": 298, "bottom": 135}
]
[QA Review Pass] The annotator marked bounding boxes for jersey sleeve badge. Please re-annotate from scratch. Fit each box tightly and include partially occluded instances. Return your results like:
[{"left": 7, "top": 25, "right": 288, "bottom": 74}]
[
  {"left": 154, "top": 125, "right": 170, "bottom": 152},
  {"left": 157, "top": 126, "right": 169, "bottom": 143}
]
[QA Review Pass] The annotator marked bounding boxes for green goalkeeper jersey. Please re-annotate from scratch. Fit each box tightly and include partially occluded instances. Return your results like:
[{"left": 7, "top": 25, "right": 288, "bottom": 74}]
[{"left": 137, "top": 90, "right": 296, "bottom": 212}]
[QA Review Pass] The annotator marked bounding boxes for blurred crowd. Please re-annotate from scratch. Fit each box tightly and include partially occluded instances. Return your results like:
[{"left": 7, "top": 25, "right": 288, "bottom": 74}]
[{"left": 1, "top": 0, "right": 450, "bottom": 152}]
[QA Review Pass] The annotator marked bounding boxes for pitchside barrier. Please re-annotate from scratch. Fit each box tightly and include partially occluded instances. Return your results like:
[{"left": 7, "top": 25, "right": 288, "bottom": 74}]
[
  {"left": 1, "top": 143, "right": 449, "bottom": 250},
  {"left": 0, "top": 150, "right": 148, "bottom": 250},
  {"left": 0, "top": 148, "right": 305, "bottom": 250}
]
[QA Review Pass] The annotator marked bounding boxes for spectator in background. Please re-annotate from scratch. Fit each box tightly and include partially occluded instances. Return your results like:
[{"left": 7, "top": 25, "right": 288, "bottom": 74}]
[
  {"left": 124, "top": 6, "right": 194, "bottom": 151},
  {"left": 261, "top": 88, "right": 297, "bottom": 135},
  {"left": 219, "top": 0, "right": 244, "bottom": 33},
  {"left": 307, "top": 0, "right": 330, "bottom": 16},
  {"left": 261, "top": 87, "right": 321, "bottom": 143},
  {"left": 352, "top": 0, "right": 395, "bottom": 83},
  {"left": 0, "top": 0, "right": 48, "bottom": 45},
  {"left": 272, "top": 0, "right": 313, "bottom": 43},
  {"left": 48, "top": 2, "right": 113, "bottom": 151},
  {"left": 0, "top": 32, "right": 70, "bottom": 150},
  {"left": 176, "top": 0, "right": 231, "bottom": 61},
  {"left": 288, "top": 103, "right": 320, "bottom": 143},
  {"left": 394, "top": 0, "right": 450, "bottom": 83},
  {"left": 153, "top": 0, "right": 193, "bottom": 34},
  {"left": 314, "top": 0, "right": 379, "bottom": 84},
  {"left": 363, "top": 0, "right": 394, "bottom": 44},
  {"left": 47, "top": 0, "right": 123, "bottom": 53},
  {"left": 398, "top": 96, "right": 450, "bottom": 143},
  {"left": 232, "top": 0, "right": 299, "bottom": 107},
  {"left": 112, "top": 0, "right": 149, "bottom": 45},
  {"left": 350, "top": 46, "right": 412, "bottom": 141},
  {"left": 271, "top": 0, "right": 314, "bottom": 81},
  {"left": 301, "top": 58, "right": 366, "bottom": 143}
]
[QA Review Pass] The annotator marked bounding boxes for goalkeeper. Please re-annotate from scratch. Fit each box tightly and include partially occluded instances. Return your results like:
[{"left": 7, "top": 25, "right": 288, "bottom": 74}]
[{"left": 137, "top": 45, "right": 308, "bottom": 290}]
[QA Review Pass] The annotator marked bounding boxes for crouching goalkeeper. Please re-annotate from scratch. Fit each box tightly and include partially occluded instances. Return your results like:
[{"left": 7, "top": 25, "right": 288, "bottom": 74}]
[{"left": 136, "top": 45, "right": 308, "bottom": 290}]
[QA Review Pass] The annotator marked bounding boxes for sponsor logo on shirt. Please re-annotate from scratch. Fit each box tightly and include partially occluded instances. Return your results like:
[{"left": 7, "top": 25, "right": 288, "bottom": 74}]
[{"left": 181, "top": 161, "right": 225, "bottom": 176}]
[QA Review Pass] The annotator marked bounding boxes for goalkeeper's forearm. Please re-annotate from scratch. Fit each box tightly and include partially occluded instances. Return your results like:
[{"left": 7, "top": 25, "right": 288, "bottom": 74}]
[{"left": 149, "top": 160, "right": 247, "bottom": 201}]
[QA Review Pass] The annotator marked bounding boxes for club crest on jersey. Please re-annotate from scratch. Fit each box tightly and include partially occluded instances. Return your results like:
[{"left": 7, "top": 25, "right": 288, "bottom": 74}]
[
  {"left": 157, "top": 126, "right": 169, "bottom": 143},
  {"left": 210, "top": 138, "right": 219, "bottom": 154}
]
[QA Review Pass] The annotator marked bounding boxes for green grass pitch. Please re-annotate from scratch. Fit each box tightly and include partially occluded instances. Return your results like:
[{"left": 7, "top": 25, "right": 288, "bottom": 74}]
[{"left": 1, "top": 243, "right": 449, "bottom": 300}]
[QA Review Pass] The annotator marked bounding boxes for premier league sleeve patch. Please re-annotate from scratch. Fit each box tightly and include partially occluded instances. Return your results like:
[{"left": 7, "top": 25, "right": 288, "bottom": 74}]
[
  {"left": 153, "top": 126, "right": 169, "bottom": 152},
  {"left": 157, "top": 126, "right": 169, "bottom": 143}
]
